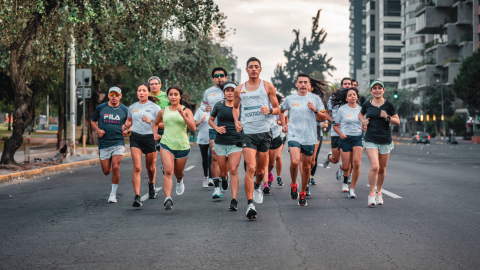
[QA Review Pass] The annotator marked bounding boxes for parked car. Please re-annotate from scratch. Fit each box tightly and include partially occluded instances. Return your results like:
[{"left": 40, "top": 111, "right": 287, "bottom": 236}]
[{"left": 412, "top": 132, "right": 430, "bottom": 144}]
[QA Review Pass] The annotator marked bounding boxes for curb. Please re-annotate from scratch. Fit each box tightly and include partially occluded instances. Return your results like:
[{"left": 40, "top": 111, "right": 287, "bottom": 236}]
[{"left": 0, "top": 153, "right": 132, "bottom": 184}]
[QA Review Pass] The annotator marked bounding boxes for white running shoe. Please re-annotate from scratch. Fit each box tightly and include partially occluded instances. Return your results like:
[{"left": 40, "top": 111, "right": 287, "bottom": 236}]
[
  {"left": 176, "top": 179, "right": 185, "bottom": 195},
  {"left": 253, "top": 188, "right": 264, "bottom": 204},
  {"left": 336, "top": 164, "right": 343, "bottom": 181},
  {"left": 347, "top": 174, "right": 352, "bottom": 184},
  {"left": 348, "top": 189, "right": 357, "bottom": 198},
  {"left": 212, "top": 187, "right": 222, "bottom": 199},
  {"left": 322, "top": 151, "right": 332, "bottom": 168},
  {"left": 203, "top": 178, "right": 209, "bottom": 188},
  {"left": 375, "top": 192, "right": 384, "bottom": 205},
  {"left": 368, "top": 194, "right": 376, "bottom": 205},
  {"left": 246, "top": 203, "right": 257, "bottom": 219},
  {"left": 342, "top": 183, "right": 349, "bottom": 192},
  {"left": 208, "top": 178, "right": 214, "bottom": 187},
  {"left": 108, "top": 194, "right": 117, "bottom": 203}
]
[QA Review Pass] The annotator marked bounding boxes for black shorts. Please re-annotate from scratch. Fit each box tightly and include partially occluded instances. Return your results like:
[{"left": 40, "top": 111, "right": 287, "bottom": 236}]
[
  {"left": 270, "top": 136, "right": 283, "bottom": 150},
  {"left": 316, "top": 126, "right": 322, "bottom": 142},
  {"left": 338, "top": 135, "right": 363, "bottom": 152},
  {"left": 288, "top": 141, "right": 315, "bottom": 156},
  {"left": 130, "top": 132, "right": 157, "bottom": 154},
  {"left": 209, "top": 129, "right": 217, "bottom": 141},
  {"left": 241, "top": 131, "right": 272, "bottom": 153},
  {"left": 331, "top": 136, "right": 339, "bottom": 149}
]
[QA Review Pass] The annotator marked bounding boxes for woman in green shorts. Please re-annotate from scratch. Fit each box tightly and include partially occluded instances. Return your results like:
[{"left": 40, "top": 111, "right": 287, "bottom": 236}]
[{"left": 152, "top": 85, "right": 196, "bottom": 210}]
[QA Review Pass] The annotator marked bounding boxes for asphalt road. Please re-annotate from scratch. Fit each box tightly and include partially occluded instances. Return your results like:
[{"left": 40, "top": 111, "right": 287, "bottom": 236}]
[{"left": 1, "top": 142, "right": 479, "bottom": 269}]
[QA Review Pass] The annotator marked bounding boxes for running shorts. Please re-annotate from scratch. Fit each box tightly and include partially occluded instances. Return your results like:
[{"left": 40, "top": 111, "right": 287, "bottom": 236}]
[
  {"left": 364, "top": 141, "right": 394, "bottom": 154},
  {"left": 130, "top": 132, "right": 157, "bottom": 154},
  {"left": 338, "top": 135, "right": 363, "bottom": 152},
  {"left": 99, "top": 145, "right": 125, "bottom": 160},
  {"left": 331, "top": 136, "right": 339, "bottom": 149},
  {"left": 317, "top": 126, "right": 322, "bottom": 142},
  {"left": 159, "top": 143, "right": 191, "bottom": 159},
  {"left": 240, "top": 131, "right": 272, "bottom": 153},
  {"left": 209, "top": 129, "right": 217, "bottom": 141},
  {"left": 270, "top": 136, "right": 283, "bottom": 150},
  {"left": 288, "top": 141, "right": 315, "bottom": 156},
  {"left": 213, "top": 143, "right": 242, "bottom": 157}
]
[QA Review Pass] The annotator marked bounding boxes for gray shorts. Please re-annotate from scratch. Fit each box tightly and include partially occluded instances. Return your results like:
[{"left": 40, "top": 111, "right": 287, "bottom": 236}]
[
  {"left": 99, "top": 145, "right": 125, "bottom": 160},
  {"left": 364, "top": 141, "right": 394, "bottom": 154},
  {"left": 213, "top": 143, "right": 242, "bottom": 157}
]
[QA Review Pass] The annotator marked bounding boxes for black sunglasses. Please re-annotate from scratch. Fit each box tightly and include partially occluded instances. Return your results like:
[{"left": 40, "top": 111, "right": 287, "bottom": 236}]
[{"left": 213, "top": 74, "right": 225, "bottom": 78}]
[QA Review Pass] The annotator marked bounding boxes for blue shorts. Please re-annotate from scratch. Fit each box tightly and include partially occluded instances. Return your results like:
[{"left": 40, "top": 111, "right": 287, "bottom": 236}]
[
  {"left": 288, "top": 141, "right": 315, "bottom": 156},
  {"left": 209, "top": 129, "right": 217, "bottom": 140},
  {"left": 158, "top": 143, "right": 191, "bottom": 159},
  {"left": 338, "top": 135, "right": 363, "bottom": 152}
]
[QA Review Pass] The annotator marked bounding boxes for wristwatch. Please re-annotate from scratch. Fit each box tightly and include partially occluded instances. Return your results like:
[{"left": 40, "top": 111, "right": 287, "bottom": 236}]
[
  {"left": 314, "top": 109, "right": 319, "bottom": 114},
  {"left": 386, "top": 115, "right": 391, "bottom": 121},
  {"left": 269, "top": 108, "right": 273, "bottom": 114}
]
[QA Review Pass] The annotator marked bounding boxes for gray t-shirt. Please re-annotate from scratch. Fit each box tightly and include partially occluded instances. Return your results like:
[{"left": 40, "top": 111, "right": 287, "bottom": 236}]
[
  {"left": 200, "top": 86, "right": 224, "bottom": 129},
  {"left": 282, "top": 92, "right": 324, "bottom": 145},
  {"left": 128, "top": 101, "right": 161, "bottom": 135},
  {"left": 334, "top": 104, "right": 363, "bottom": 137},
  {"left": 327, "top": 97, "right": 339, "bottom": 137},
  {"left": 194, "top": 108, "right": 211, "bottom": 145}
]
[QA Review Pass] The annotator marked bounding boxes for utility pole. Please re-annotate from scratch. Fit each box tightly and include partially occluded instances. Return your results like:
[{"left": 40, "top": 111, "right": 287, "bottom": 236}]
[
  {"left": 69, "top": 40, "right": 76, "bottom": 156},
  {"left": 46, "top": 95, "right": 49, "bottom": 130},
  {"left": 64, "top": 44, "right": 68, "bottom": 150},
  {"left": 439, "top": 77, "right": 446, "bottom": 143}
]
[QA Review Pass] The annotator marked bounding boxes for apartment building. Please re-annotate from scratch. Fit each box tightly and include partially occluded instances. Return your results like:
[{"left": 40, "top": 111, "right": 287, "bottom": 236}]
[{"left": 349, "top": 0, "right": 367, "bottom": 83}]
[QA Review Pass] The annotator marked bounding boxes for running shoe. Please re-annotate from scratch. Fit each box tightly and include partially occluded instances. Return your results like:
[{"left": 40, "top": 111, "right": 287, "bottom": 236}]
[
  {"left": 221, "top": 178, "right": 229, "bottom": 192},
  {"left": 133, "top": 195, "right": 142, "bottom": 207},
  {"left": 253, "top": 187, "right": 264, "bottom": 204},
  {"left": 347, "top": 174, "right": 352, "bottom": 184},
  {"left": 161, "top": 165, "right": 164, "bottom": 175},
  {"left": 298, "top": 192, "right": 307, "bottom": 206},
  {"left": 348, "top": 189, "right": 357, "bottom": 198},
  {"left": 375, "top": 192, "right": 384, "bottom": 205},
  {"left": 263, "top": 183, "right": 270, "bottom": 195},
  {"left": 212, "top": 187, "right": 222, "bottom": 199},
  {"left": 108, "top": 194, "right": 117, "bottom": 203},
  {"left": 336, "top": 164, "right": 343, "bottom": 181},
  {"left": 176, "top": 179, "right": 185, "bottom": 195},
  {"left": 229, "top": 199, "right": 238, "bottom": 211},
  {"left": 268, "top": 172, "right": 274, "bottom": 183},
  {"left": 305, "top": 186, "right": 311, "bottom": 196},
  {"left": 208, "top": 178, "right": 214, "bottom": 187},
  {"left": 309, "top": 176, "right": 317, "bottom": 185},
  {"left": 164, "top": 197, "right": 173, "bottom": 210},
  {"left": 148, "top": 183, "right": 157, "bottom": 199},
  {"left": 203, "top": 177, "right": 209, "bottom": 188},
  {"left": 277, "top": 177, "right": 284, "bottom": 186},
  {"left": 342, "top": 183, "right": 349, "bottom": 193},
  {"left": 368, "top": 193, "right": 376, "bottom": 206},
  {"left": 322, "top": 152, "right": 331, "bottom": 168},
  {"left": 246, "top": 203, "right": 257, "bottom": 219},
  {"left": 268, "top": 181, "right": 272, "bottom": 188},
  {"left": 290, "top": 183, "right": 298, "bottom": 200}
]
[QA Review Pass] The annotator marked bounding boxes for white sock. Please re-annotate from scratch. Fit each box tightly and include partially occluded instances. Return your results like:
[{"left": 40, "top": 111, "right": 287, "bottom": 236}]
[{"left": 110, "top": 184, "right": 118, "bottom": 196}]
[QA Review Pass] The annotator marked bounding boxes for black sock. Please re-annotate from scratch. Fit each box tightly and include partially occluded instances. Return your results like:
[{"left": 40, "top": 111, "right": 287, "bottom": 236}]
[
  {"left": 247, "top": 199, "right": 253, "bottom": 205},
  {"left": 135, "top": 195, "right": 140, "bottom": 199},
  {"left": 343, "top": 176, "right": 349, "bottom": 184},
  {"left": 214, "top": 178, "right": 220, "bottom": 187},
  {"left": 254, "top": 183, "right": 260, "bottom": 190}
]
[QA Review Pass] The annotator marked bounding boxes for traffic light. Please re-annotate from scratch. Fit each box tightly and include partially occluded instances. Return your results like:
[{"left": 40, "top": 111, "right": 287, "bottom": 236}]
[{"left": 393, "top": 91, "right": 398, "bottom": 99}]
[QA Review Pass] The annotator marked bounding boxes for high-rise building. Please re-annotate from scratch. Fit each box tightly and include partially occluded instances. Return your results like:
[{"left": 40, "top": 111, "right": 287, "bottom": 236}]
[
  {"left": 364, "top": 1, "right": 378, "bottom": 88},
  {"left": 349, "top": 0, "right": 368, "bottom": 82}
]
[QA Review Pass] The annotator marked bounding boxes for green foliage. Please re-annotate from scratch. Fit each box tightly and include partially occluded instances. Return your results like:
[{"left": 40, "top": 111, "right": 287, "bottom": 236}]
[
  {"left": 271, "top": 10, "right": 336, "bottom": 96},
  {"left": 453, "top": 50, "right": 480, "bottom": 116},
  {"left": 425, "top": 85, "right": 455, "bottom": 118},
  {"left": 446, "top": 113, "right": 467, "bottom": 134}
]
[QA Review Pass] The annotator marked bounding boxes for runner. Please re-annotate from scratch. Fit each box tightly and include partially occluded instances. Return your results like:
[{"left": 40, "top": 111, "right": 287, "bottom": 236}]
[
  {"left": 208, "top": 81, "right": 242, "bottom": 210},
  {"left": 359, "top": 80, "right": 400, "bottom": 206},
  {"left": 123, "top": 83, "right": 161, "bottom": 207},
  {"left": 91, "top": 86, "right": 129, "bottom": 203},
  {"left": 193, "top": 107, "right": 211, "bottom": 188},
  {"left": 152, "top": 85, "right": 196, "bottom": 210},
  {"left": 274, "top": 112, "right": 288, "bottom": 187},
  {"left": 200, "top": 67, "right": 228, "bottom": 193},
  {"left": 351, "top": 79, "right": 358, "bottom": 90},
  {"left": 233, "top": 57, "right": 280, "bottom": 219},
  {"left": 331, "top": 87, "right": 363, "bottom": 199},
  {"left": 281, "top": 73, "right": 327, "bottom": 206},
  {"left": 323, "top": 77, "right": 352, "bottom": 186}
]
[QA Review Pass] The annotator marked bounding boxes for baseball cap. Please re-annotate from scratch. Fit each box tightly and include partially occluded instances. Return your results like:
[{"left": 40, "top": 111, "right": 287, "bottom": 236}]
[
  {"left": 370, "top": 80, "right": 384, "bottom": 89},
  {"left": 223, "top": 82, "right": 237, "bottom": 91},
  {"left": 108, "top": 86, "right": 122, "bottom": 94}
]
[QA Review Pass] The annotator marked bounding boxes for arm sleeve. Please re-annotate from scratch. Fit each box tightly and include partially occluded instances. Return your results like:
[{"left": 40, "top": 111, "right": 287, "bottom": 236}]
[
  {"left": 194, "top": 109, "right": 201, "bottom": 121},
  {"left": 210, "top": 103, "right": 219, "bottom": 118},
  {"left": 360, "top": 103, "right": 367, "bottom": 115},
  {"left": 327, "top": 98, "right": 333, "bottom": 111},
  {"left": 200, "top": 90, "right": 209, "bottom": 111},
  {"left": 315, "top": 96, "right": 325, "bottom": 111},
  {"left": 127, "top": 106, "right": 132, "bottom": 119},
  {"left": 91, "top": 105, "right": 101, "bottom": 121},
  {"left": 334, "top": 107, "right": 342, "bottom": 124},
  {"left": 281, "top": 97, "right": 290, "bottom": 111},
  {"left": 388, "top": 101, "right": 397, "bottom": 115}
]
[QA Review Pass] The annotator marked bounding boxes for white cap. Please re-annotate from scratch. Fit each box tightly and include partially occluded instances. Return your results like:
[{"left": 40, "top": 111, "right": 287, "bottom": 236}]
[{"left": 108, "top": 86, "right": 122, "bottom": 94}]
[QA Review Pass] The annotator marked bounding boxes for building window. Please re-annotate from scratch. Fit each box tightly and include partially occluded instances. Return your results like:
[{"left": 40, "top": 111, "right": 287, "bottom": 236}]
[
  {"left": 384, "top": 58, "right": 402, "bottom": 64},
  {"left": 370, "top": 37, "right": 376, "bottom": 52},
  {"left": 384, "top": 46, "right": 403, "bottom": 52},
  {"left": 383, "top": 70, "right": 401, "bottom": 76},
  {"left": 408, "top": 78, "right": 417, "bottom": 84},
  {"left": 384, "top": 34, "right": 402, "bottom": 40},
  {"left": 384, "top": 82, "right": 399, "bottom": 88},
  {"left": 405, "top": 49, "right": 424, "bottom": 58},
  {"left": 406, "top": 36, "right": 425, "bottom": 45},
  {"left": 370, "top": 15, "right": 376, "bottom": 31},
  {"left": 405, "top": 11, "right": 416, "bottom": 19},
  {"left": 370, "top": 58, "right": 375, "bottom": 75},
  {"left": 370, "top": 1, "right": 375, "bottom": 9},
  {"left": 405, "top": 24, "right": 416, "bottom": 33},
  {"left": 384, "top": 22, "right": 401, "bottom": 29},
  {"left": 384, "top": 0, "right": 401, "bottom": 16}
]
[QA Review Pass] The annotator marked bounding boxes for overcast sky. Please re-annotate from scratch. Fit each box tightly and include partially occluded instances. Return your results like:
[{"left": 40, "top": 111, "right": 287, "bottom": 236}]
[{"left": 215, "top": 0, "right": 349, "bottom": 84}]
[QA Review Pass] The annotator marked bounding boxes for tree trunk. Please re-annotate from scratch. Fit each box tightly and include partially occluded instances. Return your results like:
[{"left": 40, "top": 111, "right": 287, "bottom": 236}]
[
  {"left": 86, "top": 78, "right": 100, "bottom": 145},
  {"left": 7, "top": 112, "right": 11, "bottom": 131},
  {"left": 57, "top": 96, "right": 64, "bottom": 150},
  {"left": 28, "top": 90, "right": 36, "bottom": 130}
]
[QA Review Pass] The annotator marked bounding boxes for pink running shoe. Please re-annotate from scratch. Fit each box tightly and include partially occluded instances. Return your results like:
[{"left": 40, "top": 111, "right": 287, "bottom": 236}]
[
  {"left": 268, "top": 172, "right": 274, "bottom": 183},
  {"left": 263, "top": 182, "right": 271, "bottom": 195}
]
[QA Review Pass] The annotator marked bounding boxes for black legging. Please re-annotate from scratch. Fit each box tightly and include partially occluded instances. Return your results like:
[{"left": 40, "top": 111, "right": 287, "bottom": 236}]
[
  {"left": 199, "top": 144, "right": 209, "bottom": 177},
  {"left": 310, "top": 136, "right": 323, "bottom": 176}
]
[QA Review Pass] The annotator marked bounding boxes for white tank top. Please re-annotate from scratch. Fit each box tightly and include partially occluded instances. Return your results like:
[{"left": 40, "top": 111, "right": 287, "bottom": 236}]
[{"left": 239, "top": 80, "right": 272, "bottom": 135}]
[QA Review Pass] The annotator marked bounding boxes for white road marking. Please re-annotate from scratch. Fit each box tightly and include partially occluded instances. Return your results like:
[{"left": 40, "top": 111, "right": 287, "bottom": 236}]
[
  {"left": 472, "top": 166, "right": 480, "bottom": 169},
  {"left": 185, "top": 165, "right": 195, "bottom": 171},
  {"left": 367, "top": 185, "right": 402, "bottom": 198},
  {"left": 319, "top": 165, "right": 331, "bottom": 168},
  {"left": 140, "top": 187, "right": 162, "bottom": 201}
]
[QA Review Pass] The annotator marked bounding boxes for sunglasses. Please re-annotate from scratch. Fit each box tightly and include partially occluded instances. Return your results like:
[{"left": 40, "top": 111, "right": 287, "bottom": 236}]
[
  {"left": 213, "top": 74, "right": 225, "bottom": 78},
  {"left": 109, "top": 92, "right": 121, "bottom": 97},
  {"left": 149, "top": 83, "right": 160, "bottom": 86}
]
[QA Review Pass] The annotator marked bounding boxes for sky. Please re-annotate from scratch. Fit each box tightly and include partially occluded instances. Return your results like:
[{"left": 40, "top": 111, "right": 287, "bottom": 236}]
[{"left": 215, "top": 0, "right": 350, "bottom": 84}]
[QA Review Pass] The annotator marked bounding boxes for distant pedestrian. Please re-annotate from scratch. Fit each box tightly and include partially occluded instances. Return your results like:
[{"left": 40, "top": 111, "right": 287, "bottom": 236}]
[{"left": 193, "top": 107, "right": 211, "bottom": 188}]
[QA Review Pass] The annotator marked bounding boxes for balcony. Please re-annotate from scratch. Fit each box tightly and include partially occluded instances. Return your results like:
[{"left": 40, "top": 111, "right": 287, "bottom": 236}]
[
  {"left": 425, "top": 38, "right": 445, "bottom": 51},
  {"left": 415, "top": 7, "right": 449, "bottom": 34},
  {"left": 415, "top": 58, "right": 437, "bottom": 70}
]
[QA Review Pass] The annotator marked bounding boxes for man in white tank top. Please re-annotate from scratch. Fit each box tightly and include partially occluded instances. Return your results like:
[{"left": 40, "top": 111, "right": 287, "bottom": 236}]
[{"left": 232, "top": 57, "right": 280, "bottom": 219}]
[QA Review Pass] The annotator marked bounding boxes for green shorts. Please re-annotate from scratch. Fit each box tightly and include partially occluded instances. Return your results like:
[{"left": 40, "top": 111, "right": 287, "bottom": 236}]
[
  {"left": 363, "top": 141, "right": 394, "bottom": 154},
  {"left": 213, "top": 143, "right": 243, "bottom": 157}
]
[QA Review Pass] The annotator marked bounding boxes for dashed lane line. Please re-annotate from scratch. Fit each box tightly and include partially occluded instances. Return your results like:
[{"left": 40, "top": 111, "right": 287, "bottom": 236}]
[
  {"left": 140, "top": 187, "right": 162, "bottom": 202},
  {"left": 185, "top": 165, "right": 195, "bottom": 171},
  {"left": 367, "top": 185, "right": 402, "bottom": 198}
]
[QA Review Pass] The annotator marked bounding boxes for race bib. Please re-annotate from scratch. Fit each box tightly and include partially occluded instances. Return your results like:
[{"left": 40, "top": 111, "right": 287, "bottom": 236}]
[{"left": 243, "top": 105, "right": 265, "bottom": 123}]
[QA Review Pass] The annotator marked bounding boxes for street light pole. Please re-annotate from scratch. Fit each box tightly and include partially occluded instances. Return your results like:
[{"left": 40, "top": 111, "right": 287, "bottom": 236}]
[{"left": 440, "top": 75, "right": 446, "bottom": 144}]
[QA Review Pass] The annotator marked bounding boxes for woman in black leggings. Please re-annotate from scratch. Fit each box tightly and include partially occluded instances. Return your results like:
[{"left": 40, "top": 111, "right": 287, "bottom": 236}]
[{"left": 194, "top": 107, "right": 212, "bottom": 187}]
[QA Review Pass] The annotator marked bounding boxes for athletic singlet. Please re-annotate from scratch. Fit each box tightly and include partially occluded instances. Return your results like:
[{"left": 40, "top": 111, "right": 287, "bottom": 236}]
[
  {"left": 160, "top": 106, "right": 190, "bottom": 150},
  {"left": 239, "top": 80, "right": 272, "bottom": 135}
]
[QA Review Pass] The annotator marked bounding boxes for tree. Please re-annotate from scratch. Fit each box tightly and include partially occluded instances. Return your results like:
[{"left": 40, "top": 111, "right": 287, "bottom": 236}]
[
  {"left": 452, "top": 50, "right": 480, "bottom": 116},
  {"left": 271, "top": 9, "right": 336, "bottom": 96}
]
